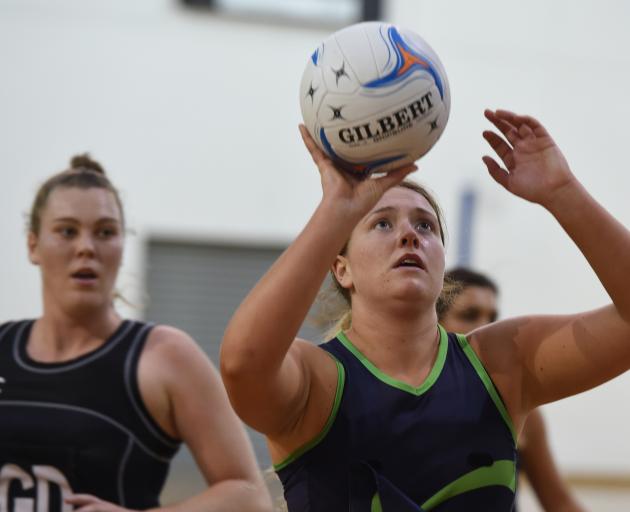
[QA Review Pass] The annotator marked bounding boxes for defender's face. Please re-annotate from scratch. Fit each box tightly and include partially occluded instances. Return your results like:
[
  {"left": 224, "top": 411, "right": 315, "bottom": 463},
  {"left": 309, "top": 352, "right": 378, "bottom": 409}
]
[
  {"left": 29, "top": 187, "right": 124, "bottom": 315},
  {"left": 336, "top": 186, "right": 445, "bottom": 307},
  {"left": 441, "top": 286, "right": 498, "bottom": 334}
]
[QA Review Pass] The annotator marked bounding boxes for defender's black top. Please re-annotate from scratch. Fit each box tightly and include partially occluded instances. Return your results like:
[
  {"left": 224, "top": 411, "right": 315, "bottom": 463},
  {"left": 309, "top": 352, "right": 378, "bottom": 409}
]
[{"left": 0, "top": 320, "right": 181, "bottom": 512}]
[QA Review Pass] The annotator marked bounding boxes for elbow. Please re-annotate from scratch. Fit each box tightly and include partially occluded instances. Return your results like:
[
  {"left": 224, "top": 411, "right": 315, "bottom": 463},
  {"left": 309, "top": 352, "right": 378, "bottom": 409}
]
[
  {"left": 255, "top": 494, "right": 275, "bottom": 512},
  {"left": 239, "top": 479, "right": 275, "bottom": 512},
  {"left": 219, "top": 336, "right": 250, "bottom": 385},
  {"left": 220, "top": 327, "right": 264, "bottom": 388}
]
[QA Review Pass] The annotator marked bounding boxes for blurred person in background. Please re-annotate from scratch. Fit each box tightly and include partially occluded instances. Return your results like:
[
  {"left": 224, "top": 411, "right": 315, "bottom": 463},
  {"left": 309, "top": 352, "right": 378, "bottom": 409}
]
[
  {"left": 439, "top": 267, "right": 586, "bottom": 512},
  {"left": 221, "top": 109, "right": 630, "bottom": 511},
  {"left": 0, "top": 155, "right": 272, "bottom": 512}
]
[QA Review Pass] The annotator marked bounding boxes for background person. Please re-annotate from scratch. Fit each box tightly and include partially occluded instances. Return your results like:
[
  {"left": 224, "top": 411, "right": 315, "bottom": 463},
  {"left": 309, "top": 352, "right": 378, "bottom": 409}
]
[{"left": 0, "top": 155, "right": 272, "bottom": 512}]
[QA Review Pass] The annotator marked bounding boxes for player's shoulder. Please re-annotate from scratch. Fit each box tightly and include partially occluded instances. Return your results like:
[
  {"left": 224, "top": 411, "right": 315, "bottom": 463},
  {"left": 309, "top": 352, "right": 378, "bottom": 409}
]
[
  {"left": 292, "top": 336, "right": 339, "bottom": 374},
  {"left": 144, "top": 324, "right": 209, "bottom": 365},
  {"left": 147, "top": 323, "right": 195, "bottom": 344}
]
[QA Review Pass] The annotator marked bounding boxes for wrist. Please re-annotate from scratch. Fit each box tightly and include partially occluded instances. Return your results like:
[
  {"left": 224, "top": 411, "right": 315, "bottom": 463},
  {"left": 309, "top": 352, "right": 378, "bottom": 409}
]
[{"left": 540, "top": 175, "right": 584, "bottom": 216}]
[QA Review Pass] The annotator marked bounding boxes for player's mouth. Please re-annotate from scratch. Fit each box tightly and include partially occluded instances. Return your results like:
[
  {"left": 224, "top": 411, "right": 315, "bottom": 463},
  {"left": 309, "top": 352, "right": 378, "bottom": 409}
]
[
  {"left": 393, "top": 253, "right": 425, "bottom": 270},
  {"left": 71, "top": 268, "right": 99, "bottom": 284}
]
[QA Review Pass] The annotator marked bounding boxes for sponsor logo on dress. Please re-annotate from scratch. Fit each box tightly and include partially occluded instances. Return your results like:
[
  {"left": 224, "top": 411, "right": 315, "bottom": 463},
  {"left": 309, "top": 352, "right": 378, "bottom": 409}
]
[{"left": 0, "top": 464, "right": 73, "bottom": 512}]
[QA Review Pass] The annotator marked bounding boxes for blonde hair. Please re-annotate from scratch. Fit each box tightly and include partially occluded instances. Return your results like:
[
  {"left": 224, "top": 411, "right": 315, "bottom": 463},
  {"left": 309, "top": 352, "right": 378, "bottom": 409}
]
[{"left": 309, "top": 180, "right": 456, "bottom": 340}]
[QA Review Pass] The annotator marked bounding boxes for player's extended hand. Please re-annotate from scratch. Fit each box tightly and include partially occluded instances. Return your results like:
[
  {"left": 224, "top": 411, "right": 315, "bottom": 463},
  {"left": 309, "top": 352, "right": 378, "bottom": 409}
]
[
  {"left": 482, "top": 109, "right": 576, "bottom": 207},
  {"left": 299, "top": 124, "right": 417, "bottom": 220},
  {"left": 65, "top": 494, "right": 138, "bottom": 512}
]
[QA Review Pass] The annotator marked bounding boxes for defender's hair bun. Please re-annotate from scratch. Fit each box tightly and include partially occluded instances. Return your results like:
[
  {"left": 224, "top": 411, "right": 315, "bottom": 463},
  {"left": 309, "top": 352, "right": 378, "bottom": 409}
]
[{"left": 69, "top": 154, "right": 105, "bottom": 175}]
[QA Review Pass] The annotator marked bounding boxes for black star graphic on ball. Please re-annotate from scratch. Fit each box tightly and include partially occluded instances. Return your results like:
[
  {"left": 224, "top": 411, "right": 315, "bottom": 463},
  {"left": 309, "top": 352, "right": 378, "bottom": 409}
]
[
  {"left": 306, "top": 82, "right": 318, "bottom": 103},
  {"left": 332, "top": 62, "right": 349, "bottom": 86},
  {"left": 329, "top": 105, "right": 346, "bottom": 121},
  {"left": 429, "top": 118, "right": 439, "bottom": 132}
]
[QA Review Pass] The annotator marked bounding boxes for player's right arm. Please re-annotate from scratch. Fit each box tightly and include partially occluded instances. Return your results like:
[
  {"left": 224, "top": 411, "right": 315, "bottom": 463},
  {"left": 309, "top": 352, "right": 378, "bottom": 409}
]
[
  {"left": 220, "top": 127, "right": 415, "bottom": 444},
  {"left": 220, "top": 203, "right": 352, "bottom": 438}
]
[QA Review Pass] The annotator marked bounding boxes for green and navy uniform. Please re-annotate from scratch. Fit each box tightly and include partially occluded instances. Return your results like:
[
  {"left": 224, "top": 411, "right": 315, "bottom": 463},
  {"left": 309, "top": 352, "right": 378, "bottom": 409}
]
[
  {"left": 275, "top": 326, "right": 517, "bottom": 511},
  {"left": 0, "top": 320, "right": 180, "bottom": 512}
]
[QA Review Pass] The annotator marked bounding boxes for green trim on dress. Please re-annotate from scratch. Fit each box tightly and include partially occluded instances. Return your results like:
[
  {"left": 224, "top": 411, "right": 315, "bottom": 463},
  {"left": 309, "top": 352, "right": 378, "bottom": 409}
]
[
  {"left": 336, "top": 325, "right": 448, "bottom": 396},
  {"left": 273, "top": 354, "right": 346, "bottom": 471}
]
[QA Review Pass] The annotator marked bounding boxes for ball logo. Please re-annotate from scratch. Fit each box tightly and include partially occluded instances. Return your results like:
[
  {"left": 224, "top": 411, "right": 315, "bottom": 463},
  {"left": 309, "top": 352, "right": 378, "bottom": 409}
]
[
  {"left": 0, "top": 464, "right": 73, "bottom": 512},
  {"left": 300, "top": 22, "right": 450, "bottom": 176},
  {"left": 338, "top": 91, "right": 434, "bottom": 146}
]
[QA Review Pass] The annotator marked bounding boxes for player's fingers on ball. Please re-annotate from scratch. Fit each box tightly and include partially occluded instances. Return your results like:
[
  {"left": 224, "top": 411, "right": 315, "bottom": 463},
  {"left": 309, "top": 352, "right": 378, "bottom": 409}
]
[
  {"left": 310, "top": 148, "right": 333, "bottom": 173},
  {"left": 312, "top": 148, "right": 335, "bottom": 168},
  {"left": 394, "top": 164, "right": 418, "bottom": 180},
  {"left": 388, "top": 163, "right": 417, "bottom": 177},
  {"left": 376, "top": 164, "right": 417, "bottom": 189},
  {"left": 311, "top": 151, "right": 329, "bottom": 169},
  {"left": 298, "top": 124, "right": 312, "bottom": 142},
  {"left": 311, "top": 152, "right": 336, "bottom": 174},
  {"left": 299, "top": 125, "right": 323, "bottom": 156}
]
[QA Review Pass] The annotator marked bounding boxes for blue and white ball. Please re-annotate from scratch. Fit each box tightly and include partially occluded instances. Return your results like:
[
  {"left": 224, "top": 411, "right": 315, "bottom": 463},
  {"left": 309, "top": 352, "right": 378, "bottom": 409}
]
[{"left": 300, "top": 22, "right": 450, "bottom": 177}]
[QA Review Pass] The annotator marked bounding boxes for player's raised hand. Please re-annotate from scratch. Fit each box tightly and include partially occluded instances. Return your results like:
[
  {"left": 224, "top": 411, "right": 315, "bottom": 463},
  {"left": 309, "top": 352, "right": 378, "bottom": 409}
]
[
  {"left": 299, "top": 124, "right": 417, "bottom": 220},
  {"left": 482, "top": 109, "right": 575, "bottom": 207}
]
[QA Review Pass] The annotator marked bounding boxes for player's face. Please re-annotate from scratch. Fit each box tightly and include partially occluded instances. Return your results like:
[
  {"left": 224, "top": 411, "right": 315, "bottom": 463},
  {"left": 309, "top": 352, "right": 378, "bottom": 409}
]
[
  {"left": 28, "top": 187, "right": 124, "bottom": 315},
  {"left": 337, "top": 187, "right": 445, "bottom": 307},
  {"left": 440, "top": 286, "right": 498, "bottom": 334}
]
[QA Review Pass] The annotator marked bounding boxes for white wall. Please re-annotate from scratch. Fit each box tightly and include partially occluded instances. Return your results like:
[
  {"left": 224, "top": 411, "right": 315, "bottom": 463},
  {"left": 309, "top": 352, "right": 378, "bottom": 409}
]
[{"left": 1, "top": 0, "right": 629, "bottom": 474}]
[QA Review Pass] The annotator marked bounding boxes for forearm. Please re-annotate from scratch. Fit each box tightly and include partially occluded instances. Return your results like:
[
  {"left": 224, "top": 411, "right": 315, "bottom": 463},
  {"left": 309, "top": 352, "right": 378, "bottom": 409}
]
[
  {"left": 553, "top": 499, "right": 587, "bottom": 512},
  {"left": 545, "top": 178, "right": 630, "bottom": 320},
  {"left": 151, "top": 479, "right": 271, "bottom": 512},
  {"left": 530, "top": 474, "right": 585, "bottom": 512},
  {"left": 521, "top": 412, "right": 586, "bottom": 512},
  {"left": 222, "top": 198, "right": 358, "bottom": 373},
  {"left": 534, "top": 483, "right": 586, "bottom": 512}
]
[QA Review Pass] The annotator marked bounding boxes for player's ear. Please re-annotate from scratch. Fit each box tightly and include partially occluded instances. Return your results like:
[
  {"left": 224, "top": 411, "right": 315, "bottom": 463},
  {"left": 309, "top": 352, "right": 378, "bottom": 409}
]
[
  {"left": 28, "top": 231, "right": 41, "bottom": 265},
  {"left": 332, "top": 255, "right": 352, "bottom": 290}
]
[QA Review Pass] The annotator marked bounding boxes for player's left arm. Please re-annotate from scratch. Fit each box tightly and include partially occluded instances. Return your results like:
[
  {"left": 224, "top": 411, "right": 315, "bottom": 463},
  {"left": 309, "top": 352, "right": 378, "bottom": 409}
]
[
  {"left": 67, "top": 325, "right": 272, "bottom": 512},
  {"left": 476, "top": 109, "right": 630, "bottom": 420}
]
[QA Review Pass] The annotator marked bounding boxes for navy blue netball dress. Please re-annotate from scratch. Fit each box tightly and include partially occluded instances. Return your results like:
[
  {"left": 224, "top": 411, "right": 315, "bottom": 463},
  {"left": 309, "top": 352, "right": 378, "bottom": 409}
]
[{"left": 275, "top": 326, "right": 517, "bottom": 511}]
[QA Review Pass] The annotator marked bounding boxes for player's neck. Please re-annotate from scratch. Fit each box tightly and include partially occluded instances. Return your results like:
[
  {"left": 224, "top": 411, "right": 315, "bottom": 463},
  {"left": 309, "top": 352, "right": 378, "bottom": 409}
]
[
  {"left": 345, "top": 303, "right": 440, "bottom": 386},
  {"left": 30, "top": 307, "right": 121, "bottom": 363}
]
